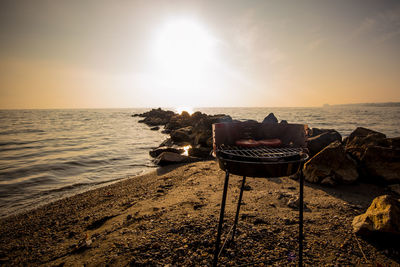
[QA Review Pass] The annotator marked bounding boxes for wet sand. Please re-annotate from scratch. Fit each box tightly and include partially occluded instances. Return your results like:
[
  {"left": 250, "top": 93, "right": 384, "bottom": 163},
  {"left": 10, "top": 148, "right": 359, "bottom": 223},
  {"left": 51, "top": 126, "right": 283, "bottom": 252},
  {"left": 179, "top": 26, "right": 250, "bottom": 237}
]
[{"left": 0, "top": 160, "right": 398, "bottom": 266}]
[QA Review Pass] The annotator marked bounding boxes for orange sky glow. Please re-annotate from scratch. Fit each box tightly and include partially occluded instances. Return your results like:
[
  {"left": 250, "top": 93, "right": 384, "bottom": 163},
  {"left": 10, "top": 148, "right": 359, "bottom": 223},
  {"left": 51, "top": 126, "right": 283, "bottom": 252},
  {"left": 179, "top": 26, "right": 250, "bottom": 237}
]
[{"left": 0, "top": 0, "right": 399, "bottom": 109}]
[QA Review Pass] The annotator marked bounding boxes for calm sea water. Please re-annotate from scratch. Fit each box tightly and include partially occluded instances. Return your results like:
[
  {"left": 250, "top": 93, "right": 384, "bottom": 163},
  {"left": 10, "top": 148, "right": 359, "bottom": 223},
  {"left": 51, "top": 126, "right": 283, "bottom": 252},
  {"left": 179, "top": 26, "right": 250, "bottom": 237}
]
[{"left": 1, "top": 106, "right": 399, "bottom": 218}]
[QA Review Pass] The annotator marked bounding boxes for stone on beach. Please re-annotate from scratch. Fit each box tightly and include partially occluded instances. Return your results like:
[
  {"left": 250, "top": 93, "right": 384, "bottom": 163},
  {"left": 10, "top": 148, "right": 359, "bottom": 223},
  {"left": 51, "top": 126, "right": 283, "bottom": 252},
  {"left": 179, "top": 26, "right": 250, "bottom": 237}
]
[
  {"left": 389, "top": 184, "right": 400, "bottom": 195},
  {"left": 134, "top": 108, "right": 175, "bottom": 126},
  {"left": 352, "top": 195, "right": 400, "bottom": 237},
  {"left": 303, "top": 141, "right": 358, "bottom": 184},
  {"left": 170, "top": 126, "right": 194, "bottom": 144},
  {"left": 262, "top": 113, "right": 278, "bottom": 123},
  {"left": 307, "top": 129, "right": 342, "bottom": 156},
  {"left": 188, "top": 146, "right": 212, "bottom": 158},
  {"left": 153, "top": 152, "right": 201, "bottom": 166},
  {"left": 344, "top": 127, "right": 400, "bottom": 184},
  {"left": 360, "top": 146, "right": 400, "bottom": 183},
  {"left": 345, "top": 127, "right": 388, "bottom": 161},
  {"left": 149, "top": 146, "right": 185, "bottom": 158}
]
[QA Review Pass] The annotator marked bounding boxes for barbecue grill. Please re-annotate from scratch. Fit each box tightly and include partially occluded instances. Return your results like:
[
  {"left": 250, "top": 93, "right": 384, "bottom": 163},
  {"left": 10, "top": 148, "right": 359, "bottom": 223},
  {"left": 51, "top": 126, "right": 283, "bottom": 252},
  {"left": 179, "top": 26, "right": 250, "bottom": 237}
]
[{"left": 212, "top": 121, "right": 309, "bottom": 266}]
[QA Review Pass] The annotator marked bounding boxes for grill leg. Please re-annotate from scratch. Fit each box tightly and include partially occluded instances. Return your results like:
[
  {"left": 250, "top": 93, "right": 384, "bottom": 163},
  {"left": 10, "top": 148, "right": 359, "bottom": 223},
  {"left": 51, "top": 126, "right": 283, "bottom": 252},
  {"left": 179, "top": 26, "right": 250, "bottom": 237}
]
[
  {"left": 299, "top": 168, "right": 304, "bottom": 267},
  {"left": 213, "top": 171, "right": 230, "bottom": 267},
  {"left": 231, "top": 176, "right": 246, "bottom": 243}
]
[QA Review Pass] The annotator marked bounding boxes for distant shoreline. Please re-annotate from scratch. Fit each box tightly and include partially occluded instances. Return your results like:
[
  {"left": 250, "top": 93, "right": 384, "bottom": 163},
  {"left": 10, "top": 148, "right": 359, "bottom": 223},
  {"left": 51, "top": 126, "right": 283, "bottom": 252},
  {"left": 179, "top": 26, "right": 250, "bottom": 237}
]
[
  {"left": 1, "top": 102, "right": 400, "bottom": 110},
  {"left": 323, "top": 102, "right": 400, "bottom": 107}
]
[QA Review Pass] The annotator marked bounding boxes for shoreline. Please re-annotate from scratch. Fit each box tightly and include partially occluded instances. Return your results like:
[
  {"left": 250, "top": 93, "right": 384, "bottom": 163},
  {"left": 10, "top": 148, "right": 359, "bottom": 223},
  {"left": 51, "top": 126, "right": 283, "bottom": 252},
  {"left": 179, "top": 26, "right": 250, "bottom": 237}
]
[
  {"left": 0, "top": 166, "right": 160, "bottom": 220},
  {"left": 1, "top": 160, "right": 398, "bottom": 266}
]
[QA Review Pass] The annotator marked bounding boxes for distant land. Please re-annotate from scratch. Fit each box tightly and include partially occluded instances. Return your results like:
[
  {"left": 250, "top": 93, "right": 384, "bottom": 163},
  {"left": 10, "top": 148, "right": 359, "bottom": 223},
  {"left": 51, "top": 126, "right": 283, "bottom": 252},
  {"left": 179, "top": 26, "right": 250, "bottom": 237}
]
[{"left": 323, "top": 102, "right": 400, "bottom": 107}]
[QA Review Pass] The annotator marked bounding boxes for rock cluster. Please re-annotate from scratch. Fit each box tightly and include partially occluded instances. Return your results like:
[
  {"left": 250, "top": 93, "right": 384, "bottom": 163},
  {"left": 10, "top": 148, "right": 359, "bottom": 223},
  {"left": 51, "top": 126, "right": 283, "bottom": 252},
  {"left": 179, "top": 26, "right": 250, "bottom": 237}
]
[
  {"left": 304, "top": 127, "right": 400, "bottom": 186},
  {"left": 132, "top": 108, "right": 175, "bottom": 126},
  {"left": 134, "top": 109, "right": 399, "bottom": 187},
  {"left": 133, "top": 108, "right": 232, "bottom": 165}
]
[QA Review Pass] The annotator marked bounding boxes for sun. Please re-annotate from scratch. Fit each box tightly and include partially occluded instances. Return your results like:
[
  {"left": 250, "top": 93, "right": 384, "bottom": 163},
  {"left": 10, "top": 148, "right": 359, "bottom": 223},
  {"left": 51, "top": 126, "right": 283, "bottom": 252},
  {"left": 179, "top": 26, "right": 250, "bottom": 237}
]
[
  {"left": 151, "top": 17, "right": 217, "bottom": 94},
  {"left": 175, "top": 106, "right": 194, "bottom": 115}
]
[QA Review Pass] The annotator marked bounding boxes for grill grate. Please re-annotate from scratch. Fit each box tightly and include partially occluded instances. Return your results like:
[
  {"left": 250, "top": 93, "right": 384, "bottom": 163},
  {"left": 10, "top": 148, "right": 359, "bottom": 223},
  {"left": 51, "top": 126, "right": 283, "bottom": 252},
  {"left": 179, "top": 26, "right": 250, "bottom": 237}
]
[{"left": 217, "top": 144, "right": 303, "bottom": 161}]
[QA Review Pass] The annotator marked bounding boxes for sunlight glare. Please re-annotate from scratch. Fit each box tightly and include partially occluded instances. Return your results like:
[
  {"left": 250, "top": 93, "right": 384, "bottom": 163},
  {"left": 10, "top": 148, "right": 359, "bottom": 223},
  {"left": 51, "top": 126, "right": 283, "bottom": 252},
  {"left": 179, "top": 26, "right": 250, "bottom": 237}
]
[
  {"left": 182, "top": 145, "right": 191, "bottom": 156},
  {"left": 175, "top": 106, "right": 194, "bottom": 115},
  {"left": 151, "top": 17, "right": 218, "bottom": 93}
]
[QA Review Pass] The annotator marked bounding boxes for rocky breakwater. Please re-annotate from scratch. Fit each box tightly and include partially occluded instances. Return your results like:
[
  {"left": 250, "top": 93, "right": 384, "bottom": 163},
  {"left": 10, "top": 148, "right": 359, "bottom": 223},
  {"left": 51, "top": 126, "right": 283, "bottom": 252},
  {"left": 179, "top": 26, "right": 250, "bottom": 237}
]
[{"left": 133, "top": 108, "right": 232, "bottom": 165}]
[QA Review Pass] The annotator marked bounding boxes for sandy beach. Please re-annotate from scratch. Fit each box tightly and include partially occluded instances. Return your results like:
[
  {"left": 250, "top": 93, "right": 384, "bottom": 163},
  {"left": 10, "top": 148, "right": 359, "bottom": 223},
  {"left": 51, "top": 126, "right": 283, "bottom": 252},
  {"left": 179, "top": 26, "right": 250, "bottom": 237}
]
[{"left": 0, "top": 160, "right": 398, "bottom": 266}]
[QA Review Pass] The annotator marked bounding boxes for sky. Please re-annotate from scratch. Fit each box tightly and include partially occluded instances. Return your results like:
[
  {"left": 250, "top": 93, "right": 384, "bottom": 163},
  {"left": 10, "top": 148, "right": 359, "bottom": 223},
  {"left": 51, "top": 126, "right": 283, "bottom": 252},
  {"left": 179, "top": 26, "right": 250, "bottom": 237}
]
[{"left": 0, "top": 0, "right": 400, "bottom": 109}]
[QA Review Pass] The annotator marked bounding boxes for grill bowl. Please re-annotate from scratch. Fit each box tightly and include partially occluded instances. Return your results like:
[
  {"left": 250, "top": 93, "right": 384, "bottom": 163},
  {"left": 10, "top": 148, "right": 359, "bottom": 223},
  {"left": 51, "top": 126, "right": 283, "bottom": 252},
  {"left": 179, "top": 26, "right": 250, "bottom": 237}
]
[{"left": 217, "top": 153, "right": 309, "bottom": 178}]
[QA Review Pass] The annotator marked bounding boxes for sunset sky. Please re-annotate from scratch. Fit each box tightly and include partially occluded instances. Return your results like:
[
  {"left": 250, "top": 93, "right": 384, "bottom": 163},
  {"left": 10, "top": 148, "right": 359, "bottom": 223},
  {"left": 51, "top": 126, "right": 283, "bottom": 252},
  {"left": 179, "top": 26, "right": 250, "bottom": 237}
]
[{"left": 1, "top": 0, "right": 399, "bottom": 109}]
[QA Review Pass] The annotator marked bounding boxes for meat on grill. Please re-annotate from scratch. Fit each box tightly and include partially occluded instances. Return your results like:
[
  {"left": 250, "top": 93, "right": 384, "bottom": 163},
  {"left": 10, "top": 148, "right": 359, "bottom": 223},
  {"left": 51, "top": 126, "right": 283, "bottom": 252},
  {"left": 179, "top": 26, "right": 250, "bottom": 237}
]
[{"left": 235, "top": 138, "right": 282, "bottom": 148}]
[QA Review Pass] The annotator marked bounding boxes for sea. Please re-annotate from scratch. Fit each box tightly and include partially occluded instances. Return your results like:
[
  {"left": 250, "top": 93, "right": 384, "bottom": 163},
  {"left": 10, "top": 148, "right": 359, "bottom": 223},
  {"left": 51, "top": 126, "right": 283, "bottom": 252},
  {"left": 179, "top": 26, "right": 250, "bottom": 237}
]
[{"left": 1, "top": 105, "right": 399, "bottom": 218}]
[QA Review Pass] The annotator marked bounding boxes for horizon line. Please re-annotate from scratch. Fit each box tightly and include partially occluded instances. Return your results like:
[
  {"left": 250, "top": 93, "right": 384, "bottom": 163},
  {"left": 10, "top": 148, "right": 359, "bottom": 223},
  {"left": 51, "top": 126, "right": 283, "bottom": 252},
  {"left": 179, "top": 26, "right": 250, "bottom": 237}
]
[{"left": 1, "top": 101, "right": 400, "bottom": 110}]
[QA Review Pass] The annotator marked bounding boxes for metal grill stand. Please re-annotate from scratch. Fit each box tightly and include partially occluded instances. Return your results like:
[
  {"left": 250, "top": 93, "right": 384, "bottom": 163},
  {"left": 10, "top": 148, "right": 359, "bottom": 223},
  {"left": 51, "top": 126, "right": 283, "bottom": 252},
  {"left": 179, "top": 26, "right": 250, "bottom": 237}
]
[{"left": 212, "top": 168, "right": 305, "bottom": 267}]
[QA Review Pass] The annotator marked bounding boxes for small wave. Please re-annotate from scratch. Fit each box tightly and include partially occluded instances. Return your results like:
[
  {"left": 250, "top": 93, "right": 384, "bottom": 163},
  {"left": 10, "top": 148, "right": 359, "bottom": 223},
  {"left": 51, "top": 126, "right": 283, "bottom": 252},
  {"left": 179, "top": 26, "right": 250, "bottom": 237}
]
[
  {"left": 0, "top": 158, "right": 111, "bottom": 182},
  {"left": 129, "top": 163, "right": 156, "bottom": 168},
  {"left": 0, "top": 145, "right": 45, "bottom": 152},
  {"left": 37, "top": 178, "right": 124, "bottom": 195},
  {"left": 0, "top": 145, "right": 95, "bottom": 161},
  {"left": 0, "top": 140, "right": 41, "bottom": 147},
  {"left": 0, "top": 129, "right": 45, "bottom": 135}
]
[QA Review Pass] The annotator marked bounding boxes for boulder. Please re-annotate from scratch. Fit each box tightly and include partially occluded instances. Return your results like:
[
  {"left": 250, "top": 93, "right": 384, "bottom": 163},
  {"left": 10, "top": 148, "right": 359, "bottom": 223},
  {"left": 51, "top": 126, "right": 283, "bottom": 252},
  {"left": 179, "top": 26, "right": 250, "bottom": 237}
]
[
  {"left": 344, "top": 127, "right": 400, "bottom": 184},
  {"left": 170, "top": 126, "right": 193, "bottom": 144},
  {"left": 149, "top": 146, "right": 184, "bottom": 158},
  {"left": 150, "top": 126, "right": 160, "bottom": 131},
  {"left": 307, "top": 130, "right": 342, "bottom": 156},
  {"left": 360, "top": 146, "right": 400, "bottom": 184},
  {"left": 345, "top": 127, "right": 388, "bottom": 161},
  {"left": 352, "top": 195, "right": 400, "bottom": 237},
  {"left": 165, "top": 112, "right": 200, "bottom": 132},
  {"left": 193, "top": 131, "right": 211, "bottom": 147},
  {"left": 159, "top": 138, "right": 174, "bottom": 147},
  {"left": 262, "top": 113, "right": 278, "bottom": 123},
  {"left": 154, "top": 152, "right": 200, "bottom": 166},
  {"left": 389, "top": 184, "right": 400, "bottom": 195},
  {"left": 310, "top": 128, "right": 337, "bottom": 137},
  {"left": 188, "top": 146, "right": 212, "bottom": 158},
  {"left": 303, "top": 141, "right": 358, "bottom": 184},
  {"left": 388, "top": 137, "right": 400, "bottom": 148},
  {"left": 135, "top": 108, "right": 175, "bottom": 126}
]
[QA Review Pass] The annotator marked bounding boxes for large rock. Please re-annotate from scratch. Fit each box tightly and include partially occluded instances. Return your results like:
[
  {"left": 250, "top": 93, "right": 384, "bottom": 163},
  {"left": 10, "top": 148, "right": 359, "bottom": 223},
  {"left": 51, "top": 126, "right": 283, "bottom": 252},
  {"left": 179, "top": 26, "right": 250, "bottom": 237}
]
[
  {"left": 303, "top": 141, "right": 358, "bottom": 184},
  {"left": 388, "top": 137, "right": 400, "bottom": 148},
  {"left": 262, "top": 113, "right": 278, "bottom": 123},
  {"left": 154, "top": 152, "right": 200, "bottom": 166},
  {"left": 360, "top": 146, "right": 400, "bottom": 184},
  {"left": 170, "top": 126, "right": 193, "bottom": 144},
  {"left": 165, "top": 113, "right": 193, "bottom": 132},
  {"left": 307, "top": 130, "right": 342, "bottom": 156},
  {"left": 149, "top": 146, "right": 184, "bottom": 158},
  {"left": 389, "top": 184, "right": 400, "bottom": 195},
  {"left": 345, "top": 127, "right": 388, "bottom": 161},
  {"left": 135, "top": 108, "right": 175, "bottom": 126},
  {"left": 310, "top": 128, "right": 335, "bottom": 137},
  {"left": 352, "top": 195, "right": 400, "bottom": 237},
  {"left": 344, "top": 127, "right": 400, "bottom": 184},
  {"left": 188, "top": 146, "right": 212, "bottom": 158}
]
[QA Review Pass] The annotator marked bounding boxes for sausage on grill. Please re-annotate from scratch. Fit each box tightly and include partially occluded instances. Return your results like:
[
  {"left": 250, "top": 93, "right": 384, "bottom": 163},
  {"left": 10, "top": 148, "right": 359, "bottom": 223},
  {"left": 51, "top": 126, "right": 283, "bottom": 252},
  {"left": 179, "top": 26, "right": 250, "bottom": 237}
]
[
  {"left": 235, "top": 139, "right": 260, "bottom": 148},
  {"left": 235, "top": 138, "right": 282, "bottom": 148},
  {"left": 257, "top": 138, "right": 282, "bottom": 147}
]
